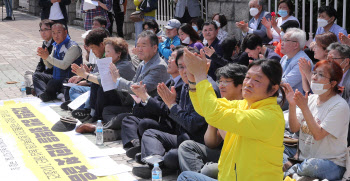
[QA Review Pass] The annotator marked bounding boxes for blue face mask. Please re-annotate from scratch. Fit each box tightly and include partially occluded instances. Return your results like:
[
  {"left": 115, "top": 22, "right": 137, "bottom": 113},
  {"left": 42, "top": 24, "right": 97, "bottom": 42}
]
[
  {"left": 278, "top": 9, "right": 288, "bottom": 18},
  {"left": 192, "top": 26, "right": 198, "bottom": 32}
]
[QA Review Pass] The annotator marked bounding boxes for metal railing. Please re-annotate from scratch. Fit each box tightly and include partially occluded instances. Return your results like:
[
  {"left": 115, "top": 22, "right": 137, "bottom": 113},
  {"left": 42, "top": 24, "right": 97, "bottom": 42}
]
[
  {"left": 155, "top": 0, "right": 208, "bottom": 27},
  {"left": 267, "top": 0, "right": 348, "bottom": 45}
]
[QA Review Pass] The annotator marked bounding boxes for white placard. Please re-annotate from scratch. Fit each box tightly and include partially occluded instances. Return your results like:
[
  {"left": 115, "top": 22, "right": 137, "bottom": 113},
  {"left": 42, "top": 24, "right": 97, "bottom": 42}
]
[{"left": 83, "top": 0, "right": 98, "bottom": 11}]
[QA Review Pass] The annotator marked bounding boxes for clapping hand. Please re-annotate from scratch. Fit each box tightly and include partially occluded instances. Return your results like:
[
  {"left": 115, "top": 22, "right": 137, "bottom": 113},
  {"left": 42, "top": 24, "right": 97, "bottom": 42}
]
[
  {"left": 157, "top": 82, "right": 176, "bottom": 108},
  {"left": 203, "top": 46, "right": 216, "bottom": 57},
  {"left": 130, "top": 81, "right": 149, "bottom": 101},
  {"left": 109, "top": 63, "right": 120, "bottom": 83},
  {"left": 294, "top": 89, "right": 309, "bottom": 110},
  {"left": 183, "top": 48, "right": 208, "bottom": 82},
  {"left": 37, "top": 47, "right": 49, "bottom": 60},
  {"left": 71, "top": 64, "right": 87, "bottom": 78}
]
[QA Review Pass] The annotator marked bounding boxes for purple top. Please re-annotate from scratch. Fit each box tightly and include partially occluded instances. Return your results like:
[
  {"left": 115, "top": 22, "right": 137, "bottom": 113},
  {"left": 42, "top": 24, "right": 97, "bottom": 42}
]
[{"left": 189, "top": 42, "right": 204, "bottom": 50}]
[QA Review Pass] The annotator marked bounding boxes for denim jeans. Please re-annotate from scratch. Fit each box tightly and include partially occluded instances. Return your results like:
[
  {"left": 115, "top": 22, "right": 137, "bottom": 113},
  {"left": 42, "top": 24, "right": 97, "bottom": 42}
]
[
  {"left": 5, "top": 0, "right": 12, "bottom": 17},
  {"left": 285, "top": 158, "right": 346, "bottom": 180},
  {"left": 177, "top": 171, "right": 217, "bottom": 181},
  {"left": 283, "top": 145, "right": 298, "bottom": 164},
  {"left": 134, "top": 16, "right": 155, "bottom": 46},
  {"left": 69, "top": 86, "right": 91, "bottom": 109}
]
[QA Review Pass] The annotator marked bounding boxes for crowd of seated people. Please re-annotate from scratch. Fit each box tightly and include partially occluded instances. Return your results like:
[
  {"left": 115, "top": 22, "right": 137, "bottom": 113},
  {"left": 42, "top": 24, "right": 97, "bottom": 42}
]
[{"left": 27, "top": 0, "right": 350, "bottom": 180}]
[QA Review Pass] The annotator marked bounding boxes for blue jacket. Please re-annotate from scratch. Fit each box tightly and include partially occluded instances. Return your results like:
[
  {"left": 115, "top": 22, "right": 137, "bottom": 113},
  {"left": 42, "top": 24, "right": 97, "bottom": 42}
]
[
  {"left": 158, "top": 35, "right": 181, "bottom": 62},
  {"left": 52, "top": 36, "right": 82, "bottom": 80}
]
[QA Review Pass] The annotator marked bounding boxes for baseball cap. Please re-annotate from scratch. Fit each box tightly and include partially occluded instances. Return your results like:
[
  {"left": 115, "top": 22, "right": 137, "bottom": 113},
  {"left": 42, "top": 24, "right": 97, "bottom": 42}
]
[{"left": 164, "top": 19, "right": 181, "bottom": 30}]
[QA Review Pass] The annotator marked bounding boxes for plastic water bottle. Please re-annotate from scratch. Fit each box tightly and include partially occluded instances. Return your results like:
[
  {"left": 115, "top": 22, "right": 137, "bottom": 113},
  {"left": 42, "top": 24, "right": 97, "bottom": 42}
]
[
  {"left": 152, "top": 163, "right": 162, "bottom": 181},
  {"left": 96, "top": 120, "right": 103, "bottom": 145},
  {"left": 20, "top": 82, "right": 26, "bottom": 98}
]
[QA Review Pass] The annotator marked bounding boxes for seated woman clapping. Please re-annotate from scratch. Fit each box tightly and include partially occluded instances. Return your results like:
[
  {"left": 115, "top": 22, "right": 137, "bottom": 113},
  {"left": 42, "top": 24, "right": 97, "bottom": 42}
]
[{"left": 283, "top": 60, "right": 349, "bottom": 180}]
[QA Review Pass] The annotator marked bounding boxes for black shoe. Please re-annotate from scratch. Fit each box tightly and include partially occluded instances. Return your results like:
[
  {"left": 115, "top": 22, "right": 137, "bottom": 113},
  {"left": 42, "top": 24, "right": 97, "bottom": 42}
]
[
  {"left": 26, "top": 87, "right": 32, "bottom": 95},
  {"left": 132, "top": 164, "right": 174, "bottom": 179},
  {"left": 80, "top": 115, "right": 92, "bottom": 122},
  {"left": 134, "top": 153, "right": 145, "bottom": 165},
  {"left": 132, "top": 165, "right": 152, "bottom": 179},
  {"left": 4, "top": 16, "right": 12, "bottom": 20},
  {"left": 60, "top": 100, "right": 71, "bottom": 110},
  {"left": 84, "top": 116, "right": 98, "bottom": 124},
  {"left": 72, "top": 109, "right": 90, "bottom": 119},
  {"left": 39, "top": 92, "right": 54, "bottom": 102},
  {"left": 126, "top": 145, "right": 141, "bottom": 158}
]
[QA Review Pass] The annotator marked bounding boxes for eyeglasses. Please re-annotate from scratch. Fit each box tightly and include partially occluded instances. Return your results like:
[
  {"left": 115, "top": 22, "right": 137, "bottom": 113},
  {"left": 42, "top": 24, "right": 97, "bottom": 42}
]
[
  {"left": 281, "top": 39, "right": 297, "bottom": 43},
  {"left": 39, "top": 29, "right": 51, "bottom": 32},
  {"left": 311, "top": 71, "right": 330, "bottom": 79},
  {"left": 216, "top": 80, "right": 234, "bottom": 87}
]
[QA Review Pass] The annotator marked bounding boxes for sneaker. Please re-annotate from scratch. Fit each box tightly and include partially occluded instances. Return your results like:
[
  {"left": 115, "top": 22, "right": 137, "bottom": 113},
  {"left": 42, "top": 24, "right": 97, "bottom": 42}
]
[
  {"left": 72, "top": 109, "right": 90, "bottom": 119},
  {"left": 39, "top": 92, "right": 54, "bottom": 102},
  {"left": 4, "top": 16, "right": 12, "bottom": 20},
  {"left": 60, "top": 100, "right": 71, "bottom": 110}
]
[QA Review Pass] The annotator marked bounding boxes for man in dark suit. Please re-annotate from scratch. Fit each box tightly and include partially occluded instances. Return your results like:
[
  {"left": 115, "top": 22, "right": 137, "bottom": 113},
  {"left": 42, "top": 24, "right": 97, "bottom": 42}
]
[
  {"left": 120, "top": 46, "right": 185, "bottom": 153},
  {"left": 131, "top": 47, "right": 221, "bottom": 179},
  {"left": 39, "top": 0, "right": 71, "bottom": 30},
  {"left": 236, "top": 0, "right": 272, "bottom": 44}
]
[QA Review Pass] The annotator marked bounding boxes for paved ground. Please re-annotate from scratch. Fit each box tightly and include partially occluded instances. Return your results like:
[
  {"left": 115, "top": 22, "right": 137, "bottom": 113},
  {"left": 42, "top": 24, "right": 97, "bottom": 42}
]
[{"left": 0, "top": 10, "right": 177, "bottom": 181}]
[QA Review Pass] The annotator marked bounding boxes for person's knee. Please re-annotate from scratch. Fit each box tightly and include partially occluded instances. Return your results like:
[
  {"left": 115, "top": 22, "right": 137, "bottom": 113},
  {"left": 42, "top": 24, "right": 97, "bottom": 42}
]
[
  {"left": 178, "top": 140, "right": 196, "bottom": 154},
  {"left": 200, "top": 162, "right": 218, "bottom": 179},
  {"left": 164, "top": 149, "right": 179, "bottom": 170}
]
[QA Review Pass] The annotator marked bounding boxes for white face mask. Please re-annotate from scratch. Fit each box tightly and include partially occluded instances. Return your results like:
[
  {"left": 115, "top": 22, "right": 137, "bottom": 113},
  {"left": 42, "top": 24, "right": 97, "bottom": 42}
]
[
  {"left": 213, "top": 20, "right": 221, "bottom": 28},
  {"left": 311, "top": 82, "right": 330, "bottom": 95},
  {"left": 317, "top": 18, "right": 329, "bottom": 28},
  {"left": 250, "top": 8, "right": 259, "bottom": 17},
  {"left": 182, "top": 36, "right": 191, "bottom": 45}
]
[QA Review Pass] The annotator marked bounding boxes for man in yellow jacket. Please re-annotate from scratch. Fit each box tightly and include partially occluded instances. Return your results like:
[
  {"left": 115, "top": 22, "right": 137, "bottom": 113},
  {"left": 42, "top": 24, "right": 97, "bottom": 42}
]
[{"left": 177, "top": 48, "right": 286, "bottom": 181}]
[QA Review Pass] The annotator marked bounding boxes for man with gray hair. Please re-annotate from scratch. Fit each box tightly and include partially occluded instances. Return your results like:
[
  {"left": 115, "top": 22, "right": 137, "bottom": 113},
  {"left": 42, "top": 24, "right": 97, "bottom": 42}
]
[
  {"left": 280, "top": 28, "right": 313, "bottom": 95},
  {"left": 236, "top": 0, "right": 272, "bottom": 44},
  {"left": 111, "top": 30, "right": 169, "bottom": 97},
  {"left": 327, "top": 42, "right": 350, "bottom": 104}
]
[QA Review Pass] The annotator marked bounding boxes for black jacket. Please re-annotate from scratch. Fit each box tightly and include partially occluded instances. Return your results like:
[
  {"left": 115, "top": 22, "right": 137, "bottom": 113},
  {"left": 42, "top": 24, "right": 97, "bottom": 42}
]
[
  {"left": 39, "top": 0, "right": 71, "bottom": 22},
  {"left": 35, "top": 39, "right": 55, "bottom": 74}
]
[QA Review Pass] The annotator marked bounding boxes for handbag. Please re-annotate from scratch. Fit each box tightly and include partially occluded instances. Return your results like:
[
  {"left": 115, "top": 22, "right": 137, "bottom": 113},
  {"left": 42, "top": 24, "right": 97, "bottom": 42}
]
[{"left": 129, "top": 11, "right": 144, "bottom": 22}]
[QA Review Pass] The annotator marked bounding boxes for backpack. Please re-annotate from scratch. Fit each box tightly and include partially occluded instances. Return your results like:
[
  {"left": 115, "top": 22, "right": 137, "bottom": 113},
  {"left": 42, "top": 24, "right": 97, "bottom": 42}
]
[{"left": 139, "top": 0, "right": 158, "bottom": 13}]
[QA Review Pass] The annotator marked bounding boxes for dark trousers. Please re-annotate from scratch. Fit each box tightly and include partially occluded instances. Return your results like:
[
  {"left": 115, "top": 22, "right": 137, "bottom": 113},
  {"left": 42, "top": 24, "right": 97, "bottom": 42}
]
[
  {"left": 102, "top": 108, "right": 132, "bottom": 129},
  {"left": 121, "top": 116, "right": 172, "bottom": 147},
  {"left": 178, "top": 140, "right": 221, "bottom": 179},
  {"left": 141, "top": 129, "right": 179, "bottom": 170},
  {"left": 93, "top": 86, "right": 122, "bottom": 119},
  {"left": 32, "top": 72, "right": 66, "bottom": 99},
  {"left": 175, "top": 8, "right": 195, "bottom": 24},
  {"left": 108, "top": 11, "right": 124, "bottom": 37}
]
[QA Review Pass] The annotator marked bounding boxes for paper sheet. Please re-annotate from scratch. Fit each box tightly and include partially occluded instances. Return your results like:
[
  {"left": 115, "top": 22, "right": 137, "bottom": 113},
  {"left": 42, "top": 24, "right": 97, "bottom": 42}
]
[
  {"left": 68, "top": 91, "right": 90, "bottom": 110},
  {"left": 87, "top": 157, "right": 132, "bottom": 176},
  {"left": 83, "top": 0, "right": 98, "bottom": 10},
  {"left": 96, "top": 57, "right": 117, "bottom": 92}
]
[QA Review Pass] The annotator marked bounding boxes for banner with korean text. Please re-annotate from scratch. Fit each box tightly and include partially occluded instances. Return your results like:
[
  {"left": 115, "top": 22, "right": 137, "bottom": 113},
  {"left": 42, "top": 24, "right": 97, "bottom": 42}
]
[{"left": 0, "top": 102, "right": 119, "bottom": 181}]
